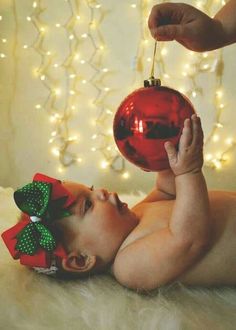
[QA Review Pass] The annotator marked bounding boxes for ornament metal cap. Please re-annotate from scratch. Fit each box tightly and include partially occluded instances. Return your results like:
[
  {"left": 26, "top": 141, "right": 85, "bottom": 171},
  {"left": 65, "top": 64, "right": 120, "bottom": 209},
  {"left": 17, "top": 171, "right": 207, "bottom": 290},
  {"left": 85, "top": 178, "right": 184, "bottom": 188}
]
[{"left": 144, "top": 76, "right": 161, "bottom": 88}]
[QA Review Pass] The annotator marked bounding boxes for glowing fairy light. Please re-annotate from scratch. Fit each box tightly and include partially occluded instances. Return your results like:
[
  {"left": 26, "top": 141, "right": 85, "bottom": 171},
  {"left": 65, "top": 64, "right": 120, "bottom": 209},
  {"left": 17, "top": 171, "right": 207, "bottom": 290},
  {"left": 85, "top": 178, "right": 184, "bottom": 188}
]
[
  {"left": 225, "top": 138, "right": 233, "bottom": 145},
  {"left": 54, "top": 88, "right": 61, "bottom": 96},
  {"left": 35, "top": 104, "right": 42, "bottom": 109},
  {"left": 100, "top": 160, "right": 109, "bottom": 169},
  {"left": 205, "top": 154, "right": 213, "bottom": 161},
  {"left": 2, "top": 38, "right": 7, "bottom": 43},
  {"left": 0, "top": 53, "right": 6, "bottom": 58},
  {"left": 58, "top": 166, "right": 65, "bottom": 173},
  {"left": 161, "top": 48, "right": 168, "bottom": 56},
  {"left": 216, "top": 89, "right": 223, "bottom": 98},
  {"left": 122, "top": 172, "right": 130, "bottom": 179},
  {"left": 214, "top": 160, "right": 222, "bottom": 170},
  {"left": 52, "top": 148, "right": 60, "bottom": 156},
  {"left": 212, "top": 134, "right": 220, "bottom": 142},
  {"left": 67, "top": 136, "right": 78, "bottom": 142}
]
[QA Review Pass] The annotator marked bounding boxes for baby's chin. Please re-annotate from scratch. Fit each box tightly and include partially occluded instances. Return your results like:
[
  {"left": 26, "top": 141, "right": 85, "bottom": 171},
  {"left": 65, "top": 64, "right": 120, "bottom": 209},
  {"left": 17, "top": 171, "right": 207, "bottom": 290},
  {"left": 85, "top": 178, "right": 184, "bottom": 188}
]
[{"left": 124, "top": 208, "right": 139, "bottom": 228}]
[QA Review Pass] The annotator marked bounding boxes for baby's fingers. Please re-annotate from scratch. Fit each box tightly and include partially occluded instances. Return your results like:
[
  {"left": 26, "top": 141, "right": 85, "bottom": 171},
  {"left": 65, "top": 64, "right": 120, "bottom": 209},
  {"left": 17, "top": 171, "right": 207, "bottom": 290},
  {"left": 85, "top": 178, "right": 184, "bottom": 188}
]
[
  {"left": 178, "top": 118, "right": 192, "bottom": 149},
  {"left": 164, "top": 141, "right": 177, "bottom": 166},
  {"left": 191, "top": 114, "right": 203, "bottom": 146}
]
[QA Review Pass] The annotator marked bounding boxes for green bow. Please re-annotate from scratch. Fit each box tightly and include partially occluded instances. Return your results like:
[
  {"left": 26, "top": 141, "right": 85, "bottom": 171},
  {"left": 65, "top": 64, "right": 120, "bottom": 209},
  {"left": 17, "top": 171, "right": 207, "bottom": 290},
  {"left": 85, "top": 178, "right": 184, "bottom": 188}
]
[
  {"left": 14, "top": 181, "right": 71, "bottom": 222},
  {"left": 14, "top": 181, "right": 70, "bottom": 255},
  {"left": 16, "top": 222, "right": 56, "bottom": 255}
]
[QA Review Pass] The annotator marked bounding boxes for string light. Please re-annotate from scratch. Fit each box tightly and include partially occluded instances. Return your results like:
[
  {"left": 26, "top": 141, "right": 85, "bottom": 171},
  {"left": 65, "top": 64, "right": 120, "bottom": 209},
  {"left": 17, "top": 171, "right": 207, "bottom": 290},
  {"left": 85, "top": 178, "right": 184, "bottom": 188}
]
[{"left": 3, "top": 0, "right": 234, "bottom": 177}]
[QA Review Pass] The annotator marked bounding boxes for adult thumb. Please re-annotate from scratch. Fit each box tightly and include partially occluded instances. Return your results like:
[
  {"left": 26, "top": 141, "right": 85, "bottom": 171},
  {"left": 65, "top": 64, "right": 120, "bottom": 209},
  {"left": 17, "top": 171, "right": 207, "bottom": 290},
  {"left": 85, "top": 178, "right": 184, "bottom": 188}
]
[{"left": 151, "top": 24, "right": 183, "bottom": 41}]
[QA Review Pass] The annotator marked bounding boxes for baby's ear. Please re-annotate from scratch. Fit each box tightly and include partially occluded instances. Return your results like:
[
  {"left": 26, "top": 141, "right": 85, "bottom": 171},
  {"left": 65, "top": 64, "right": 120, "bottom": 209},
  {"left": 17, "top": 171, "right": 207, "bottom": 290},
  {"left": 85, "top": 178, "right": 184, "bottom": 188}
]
[{"left": 61, "top": 252, "right": 97, "bottom": 273}]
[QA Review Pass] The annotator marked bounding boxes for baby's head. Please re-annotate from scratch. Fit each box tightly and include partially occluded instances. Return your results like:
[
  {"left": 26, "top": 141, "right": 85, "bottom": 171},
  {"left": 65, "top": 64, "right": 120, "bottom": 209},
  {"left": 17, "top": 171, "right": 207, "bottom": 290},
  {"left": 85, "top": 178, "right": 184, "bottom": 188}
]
[{"left": 1, "top": 173, "right": 138, "bottom": 279}]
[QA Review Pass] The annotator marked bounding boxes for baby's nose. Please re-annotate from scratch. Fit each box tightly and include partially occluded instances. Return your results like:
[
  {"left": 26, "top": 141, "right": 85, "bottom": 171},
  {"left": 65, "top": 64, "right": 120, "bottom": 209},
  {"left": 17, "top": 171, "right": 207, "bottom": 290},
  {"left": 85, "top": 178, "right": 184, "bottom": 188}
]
[{"left": 96, "top": 188, "right": 109, "bottom": 201}]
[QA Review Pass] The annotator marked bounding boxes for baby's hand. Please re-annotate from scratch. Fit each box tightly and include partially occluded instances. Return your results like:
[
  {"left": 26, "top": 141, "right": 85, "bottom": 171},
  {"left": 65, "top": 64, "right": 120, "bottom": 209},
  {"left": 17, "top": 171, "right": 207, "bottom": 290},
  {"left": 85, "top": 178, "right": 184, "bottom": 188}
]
[{"left": 164, "top": 114, "right": 204, "bottom": 177}]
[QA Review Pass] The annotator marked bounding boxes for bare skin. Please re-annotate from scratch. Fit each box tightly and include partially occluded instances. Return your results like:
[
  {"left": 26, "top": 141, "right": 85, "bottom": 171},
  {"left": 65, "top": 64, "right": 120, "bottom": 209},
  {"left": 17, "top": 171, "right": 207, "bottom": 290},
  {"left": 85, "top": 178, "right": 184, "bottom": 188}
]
[
  {"left": 148, "top": 1, "right": 236, "bottom": 52},
  {"left": 114, "top": 190, "right": 236, "bottom": 289},
  {"left": 59, "top": 115, "right": 236, "bottom": 292}
]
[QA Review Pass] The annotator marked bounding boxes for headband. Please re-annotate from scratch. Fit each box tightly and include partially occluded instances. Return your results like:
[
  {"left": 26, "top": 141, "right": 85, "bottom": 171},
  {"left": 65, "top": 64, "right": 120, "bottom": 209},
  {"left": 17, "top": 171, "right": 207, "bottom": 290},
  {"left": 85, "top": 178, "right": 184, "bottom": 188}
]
[{"left": 1, "top": 173, "right": 76, "bottom": 275}]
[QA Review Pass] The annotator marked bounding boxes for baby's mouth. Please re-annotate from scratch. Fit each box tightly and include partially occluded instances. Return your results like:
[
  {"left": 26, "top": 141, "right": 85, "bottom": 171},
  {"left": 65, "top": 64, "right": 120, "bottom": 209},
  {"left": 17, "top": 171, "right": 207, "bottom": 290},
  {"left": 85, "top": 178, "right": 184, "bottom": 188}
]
[{"left": 114, "top": 193, "right": 128, "bottom": 213}]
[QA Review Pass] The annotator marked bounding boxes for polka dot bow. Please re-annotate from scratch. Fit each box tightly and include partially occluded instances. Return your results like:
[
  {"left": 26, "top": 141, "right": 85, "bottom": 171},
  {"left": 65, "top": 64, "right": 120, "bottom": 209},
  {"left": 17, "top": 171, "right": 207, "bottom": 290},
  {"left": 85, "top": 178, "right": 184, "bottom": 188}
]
[
  {"left": 13, "top": 181, "right": 71, "bottom": 255},
  {"left": 1, "top": 173, "right": 76, "bottom": 268}
]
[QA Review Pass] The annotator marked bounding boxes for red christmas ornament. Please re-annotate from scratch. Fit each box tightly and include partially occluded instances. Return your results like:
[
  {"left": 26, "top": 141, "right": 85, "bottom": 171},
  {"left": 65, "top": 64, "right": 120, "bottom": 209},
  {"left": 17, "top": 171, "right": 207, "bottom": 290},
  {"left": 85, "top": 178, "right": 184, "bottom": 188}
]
[{"left": 113, "top": 78, "right": 195, "bottom": 171}]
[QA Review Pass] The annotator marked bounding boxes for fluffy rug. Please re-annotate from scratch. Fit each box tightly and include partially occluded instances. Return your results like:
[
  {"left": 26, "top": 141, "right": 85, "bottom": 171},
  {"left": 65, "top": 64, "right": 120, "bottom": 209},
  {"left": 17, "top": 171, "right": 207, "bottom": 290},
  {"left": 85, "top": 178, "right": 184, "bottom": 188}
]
[{"left": 1, "top": 187, "right": 236, "bottom": 330}]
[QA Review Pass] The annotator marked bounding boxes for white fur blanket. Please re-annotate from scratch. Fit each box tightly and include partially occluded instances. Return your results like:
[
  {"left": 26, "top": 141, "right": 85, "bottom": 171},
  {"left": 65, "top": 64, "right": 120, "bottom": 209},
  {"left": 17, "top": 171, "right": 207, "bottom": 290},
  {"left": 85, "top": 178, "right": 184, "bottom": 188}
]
[{"left": 1, "top": 187, "right": 236, "bottom": 330}]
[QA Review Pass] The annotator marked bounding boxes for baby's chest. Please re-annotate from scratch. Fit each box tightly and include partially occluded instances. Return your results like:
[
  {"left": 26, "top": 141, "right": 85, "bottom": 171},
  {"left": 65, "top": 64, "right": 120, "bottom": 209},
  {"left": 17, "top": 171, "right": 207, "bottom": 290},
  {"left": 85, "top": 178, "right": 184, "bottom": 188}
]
[{"left": 126, "top": 201, "right": 174, "bottom": 245}]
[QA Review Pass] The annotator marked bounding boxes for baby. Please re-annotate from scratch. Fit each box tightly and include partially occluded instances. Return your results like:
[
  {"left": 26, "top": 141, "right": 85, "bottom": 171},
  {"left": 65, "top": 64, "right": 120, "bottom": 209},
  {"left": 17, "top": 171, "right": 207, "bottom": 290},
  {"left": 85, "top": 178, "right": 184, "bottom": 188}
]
[{"left": 2, "top": 114, "right": 236, "bottom": 292}]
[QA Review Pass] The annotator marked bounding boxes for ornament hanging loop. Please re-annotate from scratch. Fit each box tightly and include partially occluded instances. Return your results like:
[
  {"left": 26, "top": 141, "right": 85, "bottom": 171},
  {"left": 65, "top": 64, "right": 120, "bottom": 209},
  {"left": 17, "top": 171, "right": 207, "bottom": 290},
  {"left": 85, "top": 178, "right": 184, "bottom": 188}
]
[{"left": 144, "top": 41, "right": 161, "bottom": 88}]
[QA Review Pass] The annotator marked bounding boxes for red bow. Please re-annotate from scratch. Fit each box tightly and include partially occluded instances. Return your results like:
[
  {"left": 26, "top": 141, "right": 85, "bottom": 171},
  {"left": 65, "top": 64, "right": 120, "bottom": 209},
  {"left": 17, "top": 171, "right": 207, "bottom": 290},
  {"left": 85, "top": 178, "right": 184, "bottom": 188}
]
[{"left": 1, "top": 173, "right": 75, "bottom": 268}]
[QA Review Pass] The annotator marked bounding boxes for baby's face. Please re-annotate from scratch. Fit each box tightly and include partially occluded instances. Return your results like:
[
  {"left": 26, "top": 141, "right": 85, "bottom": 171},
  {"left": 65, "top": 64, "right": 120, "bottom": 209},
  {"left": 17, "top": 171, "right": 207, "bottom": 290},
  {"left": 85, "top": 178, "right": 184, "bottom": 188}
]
[{"left": 60, "top": 181, "right": 139, "bottom": 266}]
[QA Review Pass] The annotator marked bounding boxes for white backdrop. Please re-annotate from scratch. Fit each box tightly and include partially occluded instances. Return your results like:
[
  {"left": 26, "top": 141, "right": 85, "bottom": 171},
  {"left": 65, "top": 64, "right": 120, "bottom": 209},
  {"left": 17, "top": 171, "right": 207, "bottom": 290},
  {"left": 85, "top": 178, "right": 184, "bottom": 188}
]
[{"left": 0, "top": 0, "right": 236, "bottom": 193}]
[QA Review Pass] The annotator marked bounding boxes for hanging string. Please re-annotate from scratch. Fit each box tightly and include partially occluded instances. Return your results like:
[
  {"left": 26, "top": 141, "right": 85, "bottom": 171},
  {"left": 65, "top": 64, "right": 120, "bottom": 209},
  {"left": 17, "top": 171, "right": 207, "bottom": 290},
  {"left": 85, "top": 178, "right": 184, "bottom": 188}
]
[{"left": 150, "top": 40, "right": 157, "bottom": 78}]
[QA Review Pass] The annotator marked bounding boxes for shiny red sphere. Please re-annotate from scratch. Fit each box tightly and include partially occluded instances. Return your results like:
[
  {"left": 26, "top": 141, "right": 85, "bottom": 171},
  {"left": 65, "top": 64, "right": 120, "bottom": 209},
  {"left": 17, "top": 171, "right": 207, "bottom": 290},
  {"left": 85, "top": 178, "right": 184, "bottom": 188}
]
[{"left": 113, "top": 86, "right": 195, "bottom": 171}]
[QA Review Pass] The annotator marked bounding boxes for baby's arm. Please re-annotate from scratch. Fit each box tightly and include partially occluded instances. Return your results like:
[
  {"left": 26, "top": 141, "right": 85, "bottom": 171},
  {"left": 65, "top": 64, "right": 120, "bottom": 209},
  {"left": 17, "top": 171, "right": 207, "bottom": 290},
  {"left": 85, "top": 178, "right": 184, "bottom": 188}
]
[
  {"left": 165, "top": 115, "right": 211, "bottom": 242},
  {"left": 113, "top": 115, "right": 212, "bottom": 291}
]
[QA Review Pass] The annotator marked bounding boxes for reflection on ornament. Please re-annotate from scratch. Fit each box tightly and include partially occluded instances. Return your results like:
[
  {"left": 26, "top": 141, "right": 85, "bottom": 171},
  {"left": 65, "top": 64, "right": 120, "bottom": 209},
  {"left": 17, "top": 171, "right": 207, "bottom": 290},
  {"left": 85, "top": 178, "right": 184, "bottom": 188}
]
[{"left": 113, "top": 79, "right": 195, "bottom": 171}]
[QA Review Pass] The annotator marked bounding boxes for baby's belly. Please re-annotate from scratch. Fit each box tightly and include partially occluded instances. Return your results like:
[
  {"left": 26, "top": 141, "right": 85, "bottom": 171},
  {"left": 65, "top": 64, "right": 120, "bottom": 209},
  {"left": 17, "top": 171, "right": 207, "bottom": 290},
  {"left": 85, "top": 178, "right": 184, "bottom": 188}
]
[
  {"left": 129, "top": 191, "right": 236, "bottom": 287},
  {"left": 178, "top": 247, "right": 236, "bottom": 287},
  {"left": 177, "top": 193, "right": 236, "bottom": 286}
]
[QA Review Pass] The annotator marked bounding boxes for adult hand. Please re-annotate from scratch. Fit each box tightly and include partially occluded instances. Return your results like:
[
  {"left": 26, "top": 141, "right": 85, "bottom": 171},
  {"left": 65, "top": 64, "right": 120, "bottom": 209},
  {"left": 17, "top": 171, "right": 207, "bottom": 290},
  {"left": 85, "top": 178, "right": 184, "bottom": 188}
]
[{"left": 148, "top": 3, "right": 226, "bottom": 52}]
